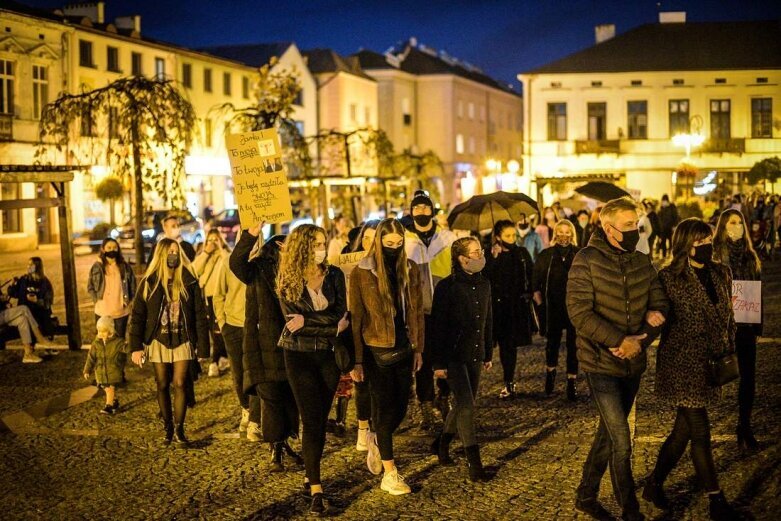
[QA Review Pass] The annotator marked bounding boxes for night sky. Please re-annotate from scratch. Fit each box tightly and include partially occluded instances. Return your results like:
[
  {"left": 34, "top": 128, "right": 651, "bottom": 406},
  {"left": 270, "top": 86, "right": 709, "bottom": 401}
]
[{"left": 20, "top": 0, "right": 781, "bottom": 90}]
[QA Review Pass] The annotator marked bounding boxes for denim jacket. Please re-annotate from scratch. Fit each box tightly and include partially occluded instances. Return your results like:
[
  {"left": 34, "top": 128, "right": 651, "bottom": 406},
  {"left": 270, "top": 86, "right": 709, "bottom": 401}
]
[{"left": 88, "top": 261, "right": 136, "bottom": 307}]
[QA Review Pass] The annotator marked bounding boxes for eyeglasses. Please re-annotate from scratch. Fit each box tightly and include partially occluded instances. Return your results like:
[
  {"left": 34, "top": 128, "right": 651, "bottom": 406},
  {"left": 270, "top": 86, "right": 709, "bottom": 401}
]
[{"left": 467, "top": 249, "right": 484, "bottom": 259}]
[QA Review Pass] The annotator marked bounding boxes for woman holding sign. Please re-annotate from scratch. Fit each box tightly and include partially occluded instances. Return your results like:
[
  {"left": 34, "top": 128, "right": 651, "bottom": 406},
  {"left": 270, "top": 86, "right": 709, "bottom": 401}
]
[
  {"left": 276, "top": 224, "right": 349, "bottom": 516},
  {"left": 714, "top": 208, "right": 762, "bottom": 451}
]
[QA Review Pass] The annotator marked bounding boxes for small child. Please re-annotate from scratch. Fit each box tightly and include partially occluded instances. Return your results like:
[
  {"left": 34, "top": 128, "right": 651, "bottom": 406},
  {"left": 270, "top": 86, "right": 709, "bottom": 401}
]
[{"left": 84, "top": 316, "right": 127, "bottom": 414}]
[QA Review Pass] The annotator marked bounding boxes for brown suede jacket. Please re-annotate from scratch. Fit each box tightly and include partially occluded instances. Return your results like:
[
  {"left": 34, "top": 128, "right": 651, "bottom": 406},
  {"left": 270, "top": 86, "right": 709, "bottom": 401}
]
[{"left": 349, "top": 255, "right": 424, "bottom": 364}]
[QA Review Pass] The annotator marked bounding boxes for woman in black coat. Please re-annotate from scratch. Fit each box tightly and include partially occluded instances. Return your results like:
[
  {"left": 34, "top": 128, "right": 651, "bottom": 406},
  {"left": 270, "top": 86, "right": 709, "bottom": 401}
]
[
  {"left": 230, "top": 226, "right": 302, "bottom": 472},
  {"left": 485, "top": 219, "right": 534, "bottom": 399},
  {"left": 532, "top": 219, "right": 580, "bottom": 400}
]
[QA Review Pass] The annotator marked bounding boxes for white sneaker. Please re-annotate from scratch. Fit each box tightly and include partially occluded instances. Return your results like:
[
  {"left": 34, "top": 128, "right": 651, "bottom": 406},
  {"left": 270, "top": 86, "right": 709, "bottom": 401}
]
[
  {"left": 366, "top": 431, "right": 382, "bottom": 475},
  {"left": 239, "top": 408, "right": 250, "bottom": 433},
  {"left": 22, "top": 353, "right": 43, "bottom": 364},
  {"left": 207, "top": 363, "right": 220, "bottom": 377},
  {"left": 246, "top": 421, "right": 261, "bottom": 442},
  {"left": 356, "top": 427, "right": 369, "bottom": 452},
  {"left": 218, "top": 357, "right": 230, "bottom": 372},
  {"left": 381, "top": 468, "right": 411, "bottom": 496}
]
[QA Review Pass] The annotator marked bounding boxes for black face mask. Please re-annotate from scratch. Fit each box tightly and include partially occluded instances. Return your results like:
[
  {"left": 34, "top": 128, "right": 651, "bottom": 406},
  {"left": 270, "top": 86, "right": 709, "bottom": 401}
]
[
  {"left": 382, "top": 245, "right": 402, "bottom": 260},
  {"left": 166, "top": 254, "right": 181, "bottom": 269},
  {"left": 690, "top": 243, "right": 713, "bottom": 265},
  {"left": 501, "top": 240, "right": 517, "bottom": 250},
  {"left": 104, "top": 251, "right": 119, "bottom": 260},
  {"left": 609, "top": 225, "right": 640, "bottom": 252},
  {"left": 413, "top": 214, "right": 433, "bottom": 227}
]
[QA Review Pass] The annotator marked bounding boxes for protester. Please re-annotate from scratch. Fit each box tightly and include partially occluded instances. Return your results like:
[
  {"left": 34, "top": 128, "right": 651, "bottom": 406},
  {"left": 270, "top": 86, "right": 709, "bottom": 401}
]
[
  {"left": 88, "top": 238, "right": 136, "bottom": 339},
  {"left": 350, "top": 218, "right": 424, "bottom": 495},
  {"left": 644, "top": 200, "right": 660, "bottom": 258},
  {"left": 713, "top": 209, "right": 763, "bottom": 451},
  {"left": 516, "top": 213, "right": 543, "bottom": 261},
  {"left": 1, "top": 290, "right": 62, "bottom": 363},
  {"left": 327, "top": 214, "right": 352, "bottom": 264},
  {"left": 536, "top": 208, "right": 555, "bottom": 248},
  {"left": 486, "top": 219, "right": 534, "bottom": 399},
  {"left": 567, "top": 196, "right": 669, "bottom": 521},
  {"left": 574, "top": 210, "right": 594, "bottom": 250},
  {"left": 193, "top": 229, "right": 231, "bottom": 377},
  {"left": 147, "top": 213, "right": 197, "bottom": 264},
  {"left": 533, "top": 219, "right": 579, "bottom": 400},
  {"left": 658, "top": 194, "right": 680, "bottom": 258},
  {"left": 637, "top": 205, "right": 652, "bottom": 256},
  {"left": 642, "top": 218, "right": 740, "bottom": 520},
  {"left": 10, "top": 257, "right": 55, "bottom": 338},
  {"left": 83, "top": 316, "right": 126, "bottom": 414},
  {"left": 276, "top": 224, "right": 348, "bottom": 516},
  {"left": 404, "top": 189, "right": 457, "bottom": 429},
  {"left": 430, "top": 236, "right": 492, "bottom": 481}
]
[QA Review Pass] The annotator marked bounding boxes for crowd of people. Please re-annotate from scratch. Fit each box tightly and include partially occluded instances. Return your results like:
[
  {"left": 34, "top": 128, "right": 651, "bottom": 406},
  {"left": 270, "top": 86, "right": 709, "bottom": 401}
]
[{"left": 50, "top": 185, "right": 769, "bottom": 519}]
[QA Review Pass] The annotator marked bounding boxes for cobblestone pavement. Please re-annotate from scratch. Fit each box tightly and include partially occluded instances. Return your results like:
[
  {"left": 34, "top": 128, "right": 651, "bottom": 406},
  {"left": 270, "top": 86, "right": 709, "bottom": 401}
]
[{"left": 0, "top": 251, "right": 779, "bottom": 520}]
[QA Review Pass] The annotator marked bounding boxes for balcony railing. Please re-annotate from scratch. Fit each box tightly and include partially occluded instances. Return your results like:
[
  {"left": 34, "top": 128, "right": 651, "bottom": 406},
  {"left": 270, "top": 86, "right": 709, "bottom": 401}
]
[
  {"left": 574, "top": 139, "right": 620, "bottom": 154},
  {"left": 0, "top": 113, "right": 12, "bottom": 142},
  {"left": 703, "top": 138, "right": 745, "bottom": 154}
]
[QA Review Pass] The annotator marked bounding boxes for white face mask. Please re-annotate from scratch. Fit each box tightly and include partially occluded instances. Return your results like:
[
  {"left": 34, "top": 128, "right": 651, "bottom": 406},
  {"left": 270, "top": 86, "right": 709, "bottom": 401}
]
[
  {"left": 314, "top": 249, "right": 327, "bottom": 265},
  {"left": 727, "top": 225, "right": 744, "bottom": 241}
]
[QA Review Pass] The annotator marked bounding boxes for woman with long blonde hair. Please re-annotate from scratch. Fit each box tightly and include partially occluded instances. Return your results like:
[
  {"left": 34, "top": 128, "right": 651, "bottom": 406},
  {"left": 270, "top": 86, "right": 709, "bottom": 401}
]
[
  {"left": 350, "top": 218, "right": 424, "bottom": 496},
  {"left": 129, "top": 238, "right": 210, "bottom": 447},
  {"left": 276, "top": 224, "right": 349, "bottom": 516}
]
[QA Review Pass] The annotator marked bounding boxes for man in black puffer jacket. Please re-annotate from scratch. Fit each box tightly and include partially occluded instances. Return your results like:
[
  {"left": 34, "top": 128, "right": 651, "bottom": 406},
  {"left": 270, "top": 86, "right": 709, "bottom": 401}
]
[{"left": 567, "top": 197, "right": 669, "bottom": 521}]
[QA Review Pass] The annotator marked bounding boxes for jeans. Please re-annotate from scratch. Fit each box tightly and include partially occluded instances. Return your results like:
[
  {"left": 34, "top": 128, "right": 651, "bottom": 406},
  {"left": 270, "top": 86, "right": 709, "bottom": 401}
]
[
  {"left": 284, "top": 349, "right": 340, "bottom": 485},
  {"left": 578, "top": 372, "right": 642, "bottom": 514},
  {"left": 222, "top": 324, "right": 260, "bottom": 423},
  {"left": 444, "top": 361, "right": 482, "bottom": 448},
  {"left": 545, "top": 324, "right": 578, "bottom": 375},
  {"left": 0, "top": 305, "right": 39, "bottom": 345},
  {"left": 497, "top": 338, "right": 519, "bottom": 384},
  {"left": 415, "top": 314, "right": 450, "bottom": 403},
  {"left": 95, "top": 314, "right": 129, "bottom": 340},
  {"left": 364, "top": 350, "right": 413, "bottom": 461},
  {"left": 735, "top": 325, "right": 757, "bottom": 429},
  {"left": 652, "top": 407, "right": 719, "bottom": 492},
  {"left": 256, "top": 381, "right": 299, "bottom": 443}
]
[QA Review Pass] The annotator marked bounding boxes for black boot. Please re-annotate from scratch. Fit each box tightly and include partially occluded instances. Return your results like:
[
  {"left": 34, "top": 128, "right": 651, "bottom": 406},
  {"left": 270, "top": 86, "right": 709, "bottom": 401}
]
[
  {"left": 283, "top": 440, "right": 304, "bottom": 466},
  {"left": 545, "top": 369, "right": 556, "bottom": 395},
  {"left": 334, "top": 397, "right": 349, "bottom": 438},
  {"left": 309, "top": 493, "right": 330, "bottom": 516},
  {"left": 566, "top": 378, "right": 577, "bottom": 401},
  {"left": 574, "top": 497, "right": 613, "bottom": 521},
  {"left": 270, "top": 442, "right": 284, "bottom": 472},
  {"left": 465, "top": 445, "right": 487, "bottom": 482},
  {"left": 642, "top": 473, "right": 670, "bottom": 510},
  {"left": 737, "top": 424, "right": 759, "bottom": 452},
  {"left": 708, "top": 491, "right": 739, "bottom": 521},
  {"left": 173, "top": 423, "right": 189, "bottom": 447},
  {"left": 433, "top": 432, "right": 456, "bottom": 465},
  {"left": 163, "top": 420, "right": 174, "bottom": 444},
  {"left": 434, "top": 392, "right": 450, "bottom": 420}
]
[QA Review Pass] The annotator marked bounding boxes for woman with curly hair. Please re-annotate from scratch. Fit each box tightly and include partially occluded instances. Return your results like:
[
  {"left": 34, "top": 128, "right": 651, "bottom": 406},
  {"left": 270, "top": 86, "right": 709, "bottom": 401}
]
[{"left": 277, "top": 224, "right": 349, "bottom": 516}]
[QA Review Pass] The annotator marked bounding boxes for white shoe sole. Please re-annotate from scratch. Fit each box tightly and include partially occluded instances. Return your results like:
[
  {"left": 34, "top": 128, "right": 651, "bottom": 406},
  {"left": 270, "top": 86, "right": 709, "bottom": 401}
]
[
  {"left": 356, "top": 443, "right": 368, "bottom": 452},
  {"left": 381, "top": 483, "right": 411, "bottom": 495}
]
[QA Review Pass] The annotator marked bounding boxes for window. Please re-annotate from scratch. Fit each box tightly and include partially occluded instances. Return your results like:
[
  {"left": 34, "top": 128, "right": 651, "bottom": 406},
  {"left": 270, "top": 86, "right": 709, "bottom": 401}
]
[
  {"left": 457, "top": 100, "right": 463, "bottom": 118},
  {"left": 0, "top": 60, "right": 13, "bottom": 115},
  {"left": 715, "top": 78, "right": 726, "bottom": 84},
  {"left": 182, "top": 63, "right": 192, "bottom": 89},
  {"left": 627, "top": 101, "right": 647, "bottom": 139},
  {"left": 403, "top": 114, "right": 412, "bottom": 126},
  {"left": 32, "top": 65, "right": 48, "bottom": 119},
  {"left": 80, "top": 106, "right": 95, "bottom": 137},
  {"left": 547, "top": 103, "right": 566, "bottom": 141},
  {"left": 480, "top": 105, "right": 485, "bottom": 122},
  {"left": 203, "top": 118, "right": 212, "bottom": 147},
  {"left": 242, "top": 76, "right": 249, "bottom": 99},
  {"left": 550, "top": 81, "right": 561, "bottom": 88},
  {"left": 108, "top": 107, "right": 119, "bottom": 140},
  {"left": 203, "top": 68, "right": 212, "bottom": 93},
  {"left": 78, "top": 40, "right": 94, "bottom": 67},
  {"left": 349, "top": 103, "right": 357, "bottom": 123},
  {"left": 710, "top": 99, "right": 730, "bottom": 139},
  {"left": 468, "top": 136, "right": 475, "bottom": 154},
  {"left": 672, "top": 78, "right": 684, "bottom": 86},
  {"left": 154, "top": 58, "right": 165, "bottom": 79},
  {"left": 402, "top": 97, "right": 411, "bottom": 126},
  {"left": 751, "top": 98, "right": 772, "bottom": 138},
  {"left": 364, "top": 106, "right": 371, "bottom": 125},
  {"left": 131, "top": 52, "right": 142, "bottom": 76},
  {"left": 591, "top": 80, "right": 602, "bottom": 87},
  {"left": 669, "top": 99, "right": 690, "bottom": 136},
  {"left": 587, "top": 102, "right": 606, "bottom": 140},
  {"left": 631, "top": 80, "right": 642, "bottom": 86},
  {"left": 107, "top": 46, "right": 120, "bottom": 72},
  {"left": 756, "top": 77, "right": 768, "bottom": 84},
  {"left": 223, "top": 72, "right": 231, "bottom": 96},
  {"left": 468, "top": 102, "right": 474, "bottom": 120},
  {"left": 1, "top": 183, "right": 21, "bottom": 233},
  {"left": 294, "top": 120, "right": 304, "bottom": 135},
  {"left": 455, "top": 134, "right": 464, "bottom": 154}
]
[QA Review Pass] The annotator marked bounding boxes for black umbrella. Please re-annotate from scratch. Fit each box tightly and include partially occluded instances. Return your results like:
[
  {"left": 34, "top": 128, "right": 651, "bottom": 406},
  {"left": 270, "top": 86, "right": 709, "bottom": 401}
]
[
  {"left": 447, "top": 191, "right": 538, "bottom": 232},
  {"left": 575, "top": 181, "right": 631, "bottom": 203}
]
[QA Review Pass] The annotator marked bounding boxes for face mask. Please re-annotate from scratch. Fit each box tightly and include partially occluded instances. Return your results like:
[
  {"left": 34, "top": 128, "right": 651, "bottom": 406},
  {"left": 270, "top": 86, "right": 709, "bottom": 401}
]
[
  {"left": 609, "top": 225, "right": 640, "bottom": 252},
  {"left": 413, "top": 214, "right": 433, "bottom": 227},
  {"left": 464, "top": 256, "right": 486, "bottom": 273},
  {"left": 726, "top": 226, "right": 744, "bottom": 241},
  {"left": 382, "top": 245, "right": 402, "bottom": 259},
  {"left": 518, "top": 227, "right": 530, "bottom": 237},
  {"left": 28, "top": 266, "right": 36, "bottom": 275},
  {"left": 313, "top": 250, "right": 326, "bottom": 265},
  {"left": 556, "top": 236, "right": 572, "bottom": 247},
  {"left": 690, "top": 243, "right": 713, "bottom": 264},
  {"left": 578, "top": 218, "right": 589, "bottom": 228},
  {"left": 104, "top": 251, "right": 119, "bottom": 260},
  {"left": 662, "top": 201, "right": 669, "bottom": 207},
  {"left": 501, "top": 240, "right": 517, "bottom": 250},
  {"left": 166, "top": 254, "right": 180, "bottom": 269}
]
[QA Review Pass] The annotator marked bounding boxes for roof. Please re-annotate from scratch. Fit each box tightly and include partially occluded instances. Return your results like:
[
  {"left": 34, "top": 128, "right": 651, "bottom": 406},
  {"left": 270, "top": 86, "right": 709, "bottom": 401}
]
[
  {"left": 199, "top": 43, "right": 293, "bottom": 68},
  {"left": 302, "top": 49, "right": 375, "bottom": 81},
  {"left": 526, "top": 20, "right": 781, "bottom": 74}
]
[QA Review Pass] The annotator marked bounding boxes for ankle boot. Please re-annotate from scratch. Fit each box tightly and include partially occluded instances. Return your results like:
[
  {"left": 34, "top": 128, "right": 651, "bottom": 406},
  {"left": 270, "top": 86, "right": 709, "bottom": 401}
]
[
  {"left": 436, "top": 432, "right": 456, "bottom": 465},
  {"left": 163, "top": 420, "right": 174, "bottom": 444},
  {"left": 566, "top": 378, "right": 577, "bottom": 401},
  {"left": 545, "top": 369, "right": 556, "bottom": 395},
  {"left": 270, "top": 442, "right": 284, "bottom": 472},
  {"left": 499, "top": 382, "right": 515, "bottom": 400},
  {"left": 642, "top": 473, "right": 670, "bottom": 510},
  {"left": 465, "top": 445, "right": 487, "bottom": 482},
  {"left": 334, "top": 397, "right": 349, "bottom": 438},
  {"left": 737, "top": 424, "right": 759, "bottom": 451},
  {"left": 173, "top": 423, "right": 189, "bottom": 447},
  {"left": 283, "top": 440, "right": 304, "bottom": 466},
  {"left": 708, "top": 491, "right": 739, "bottom": 521}
]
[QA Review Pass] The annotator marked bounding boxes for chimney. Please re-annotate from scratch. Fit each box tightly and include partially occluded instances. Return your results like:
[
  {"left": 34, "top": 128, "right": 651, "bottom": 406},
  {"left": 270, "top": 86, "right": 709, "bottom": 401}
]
[
  {"left": 595, "top": 24, "right": 615, "bottom": 44},
  {"left": 63, "top": 2, "right": 105, "bottom": 24},
  {"left": 659, "top": 11, "right": 686, "bottom": 23},
  {"left": 115, "top": 15, "right": 142, "bottom": 34}
]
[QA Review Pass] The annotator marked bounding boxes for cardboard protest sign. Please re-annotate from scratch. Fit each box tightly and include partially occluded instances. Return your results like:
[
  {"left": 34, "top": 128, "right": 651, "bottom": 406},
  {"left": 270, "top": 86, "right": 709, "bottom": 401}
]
[
  {"left": 732, "top": 280, "right": 761, "bottom": 324},
  {"left": 335, "top": 251, "right": 366, "bottom": 277},
  {"left": 225, "top": 128, "right": 292, "bottom": 226}
]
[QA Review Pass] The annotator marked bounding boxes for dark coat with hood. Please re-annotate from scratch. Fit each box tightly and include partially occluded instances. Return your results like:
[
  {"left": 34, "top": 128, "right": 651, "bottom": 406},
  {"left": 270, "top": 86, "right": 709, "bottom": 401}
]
[{"left": 485, "top": 244, "right": 534, "bottom": 346}]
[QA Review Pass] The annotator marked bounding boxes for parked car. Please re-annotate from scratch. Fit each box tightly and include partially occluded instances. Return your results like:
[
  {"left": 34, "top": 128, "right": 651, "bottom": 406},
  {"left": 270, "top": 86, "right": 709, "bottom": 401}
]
[
  {"left": 206, "top": 208, "right": 240, "bottom": 246},
  {"left": 111, "top": 209, "right": 204, "bottom": 263}
]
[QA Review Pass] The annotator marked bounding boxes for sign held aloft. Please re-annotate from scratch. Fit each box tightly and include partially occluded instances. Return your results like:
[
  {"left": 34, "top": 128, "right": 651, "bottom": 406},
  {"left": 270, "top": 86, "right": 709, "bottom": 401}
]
[
  {"left": 732, "top": 280, "right": 761, "bottom": 324},
  {"left": 225, "top": 128, "right": 293, "bottom": 226}
]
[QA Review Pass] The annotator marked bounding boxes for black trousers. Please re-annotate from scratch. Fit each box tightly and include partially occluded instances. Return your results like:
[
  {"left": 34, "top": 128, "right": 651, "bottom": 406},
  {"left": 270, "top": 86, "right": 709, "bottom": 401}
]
[
  {"left": 284, "top": 349, "right": 340, "bottom": 485},
  {"left": 256, "top": 381, "right": 299, "bottom": 443},
  {"left": 354, "top": 379, "right": 372, "bottom": 422},
  {"left": 364, "top": 350, "right": 413, "bottom": 461},
  {"left": 652, "top": 406, "right": 719, "bottom": 492},
  {"left": 415, "top": 314, "right": 449, "bottom": 402},
  {"left": 205, "top": 297, "right": 227, "bottom": 363},
  {"left": 648, "top": 232, "right": 658, "bottom": 257},
  {"left": 94, "top": 313, "right": 129, "bottom": 340},
  {"left": 735, "top": 325, "right": 757, "bottom": 429},
  {"left": 222, "top": 324, "right": 260, "bottom": 423},
  {"left": 497, "top": 337, "right": 519, "bottom": 384},
  {"left": 658, "top": 232, "right": 673, "bottom": 258},
  {"left": 545, "top": 324, "right": 578, "bottom": 375},
  {"left": 443, "top": 361, "right": 481, "bottom": 448}
]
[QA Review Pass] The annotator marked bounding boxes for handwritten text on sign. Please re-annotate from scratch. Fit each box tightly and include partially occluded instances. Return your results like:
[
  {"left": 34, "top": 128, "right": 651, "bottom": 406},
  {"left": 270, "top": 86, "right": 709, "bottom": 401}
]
[
  {"left": 225, "top": 128, "right": 293, "bottom": 226},
  {"left": 732, "top": 280, "right": 761, "bottom": 324}
]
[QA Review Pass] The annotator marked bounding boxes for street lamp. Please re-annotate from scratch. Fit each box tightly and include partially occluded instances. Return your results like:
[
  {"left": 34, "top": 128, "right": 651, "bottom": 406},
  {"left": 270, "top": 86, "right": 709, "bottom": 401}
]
[{"left": 672, "top": 132, "right": 705, "bottom": 159}]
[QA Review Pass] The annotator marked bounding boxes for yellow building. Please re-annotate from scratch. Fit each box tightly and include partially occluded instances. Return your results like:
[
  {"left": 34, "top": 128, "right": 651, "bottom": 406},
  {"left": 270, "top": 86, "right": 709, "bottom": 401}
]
[
  {"left": 356, "top": 39, "right": 524, "bottom": 208},
  {"left": 518, "top": 13, "right": 781, "bottom": 206}
]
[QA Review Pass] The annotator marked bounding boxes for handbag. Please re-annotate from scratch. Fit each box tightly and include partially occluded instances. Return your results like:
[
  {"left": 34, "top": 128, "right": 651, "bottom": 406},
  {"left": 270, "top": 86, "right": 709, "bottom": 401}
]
[
  {"left": 708, "top": 351, "right": 739, "bottom": 387},
  {"left": 333, "top": 332, "right": 355, "bottom": 374},
  {"left": 369, "top": 343, "right": 412, "bottom": 368}
]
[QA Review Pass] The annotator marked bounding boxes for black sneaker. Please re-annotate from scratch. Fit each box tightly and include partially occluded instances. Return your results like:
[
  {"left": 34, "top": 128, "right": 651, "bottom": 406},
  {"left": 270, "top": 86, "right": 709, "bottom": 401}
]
[
  {"left": 545, "top": 370, "right": 556, "bottom": 395},
  {"left": 309, "top": 493, "right": 330, "bottom": 517},
  {"left": 100, "top": 404, "right": 114, "bottom": 415},
  {"left": 566, "top": 378, "right": 577, "bottom": 401},
  {"left": 111, "top": 399, "right": 120, "bottom": 413},
  {"left": 302, "top": 479, "right": 311, "bottom": 498},
  {"left": 574, "top": 497, "right": 614, "bottom": 521}
]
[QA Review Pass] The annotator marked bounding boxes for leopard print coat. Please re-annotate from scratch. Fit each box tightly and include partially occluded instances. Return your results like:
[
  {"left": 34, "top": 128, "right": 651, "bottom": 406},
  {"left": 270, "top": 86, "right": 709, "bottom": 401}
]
[{"left": 655, "top": 262, "right": 736, "bottom": 408}]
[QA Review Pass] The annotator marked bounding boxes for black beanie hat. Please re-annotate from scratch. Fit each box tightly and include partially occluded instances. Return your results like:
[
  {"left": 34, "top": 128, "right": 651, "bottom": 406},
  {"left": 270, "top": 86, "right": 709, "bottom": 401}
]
[{"left": 410, "top": 189, "right": 434, "bottom": 212}]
